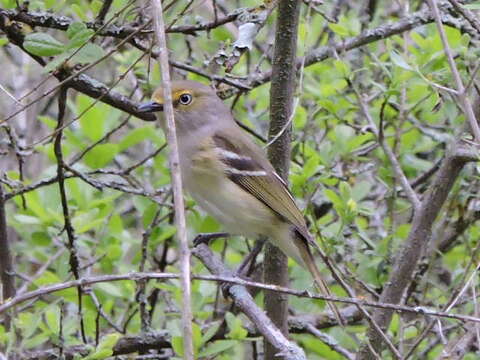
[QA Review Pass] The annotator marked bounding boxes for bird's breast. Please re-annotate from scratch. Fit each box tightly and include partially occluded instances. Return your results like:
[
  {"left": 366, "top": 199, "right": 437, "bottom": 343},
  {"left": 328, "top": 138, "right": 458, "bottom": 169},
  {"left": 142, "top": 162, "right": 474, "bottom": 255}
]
[{"left": 180, "top": 153, "right": 280, "bottom": 237}]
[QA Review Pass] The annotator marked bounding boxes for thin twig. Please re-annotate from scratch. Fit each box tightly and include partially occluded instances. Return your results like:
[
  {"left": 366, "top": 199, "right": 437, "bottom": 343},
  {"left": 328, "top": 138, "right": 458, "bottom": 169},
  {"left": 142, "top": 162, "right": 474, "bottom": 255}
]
[
  {"left": 305, "top": 323, "right": 355, "bottom": 360},
  {"left": 3, "top": 271, "right": 480, "bottom": 324},
  {"left": 0, "top": 183, "right": 15, "bottom": 328},
  {"left": 350, "top": 80, "right": 421, "bottom": 211},
  {"left": 428, "top": 0, "right": 480, "bottom": 144},
  {"left": 150, "top": 1, "right": 193, "bottom": 359},
  {"left": 1, "top": 19, "right": 153, "bottom": 126},
  {"left": 193, "top": 244, "right": 306, "bottom": 360},
  {"left": 54, "top": 85, "right": 87, "bottom": 343}
]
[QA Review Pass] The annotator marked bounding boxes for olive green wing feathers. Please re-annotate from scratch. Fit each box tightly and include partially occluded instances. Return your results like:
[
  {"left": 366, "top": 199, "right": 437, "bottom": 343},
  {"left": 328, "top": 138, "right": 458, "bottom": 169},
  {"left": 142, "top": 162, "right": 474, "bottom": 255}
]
[{"left": 212, "top": 132, "right": 308, "bottom": 237}]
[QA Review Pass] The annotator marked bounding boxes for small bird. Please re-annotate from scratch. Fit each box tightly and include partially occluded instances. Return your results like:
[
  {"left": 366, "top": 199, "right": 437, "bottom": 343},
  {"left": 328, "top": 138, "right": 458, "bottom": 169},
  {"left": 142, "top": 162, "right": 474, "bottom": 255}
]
[{"left": 138, "top": 80, "right": 341, "bottom": 322}]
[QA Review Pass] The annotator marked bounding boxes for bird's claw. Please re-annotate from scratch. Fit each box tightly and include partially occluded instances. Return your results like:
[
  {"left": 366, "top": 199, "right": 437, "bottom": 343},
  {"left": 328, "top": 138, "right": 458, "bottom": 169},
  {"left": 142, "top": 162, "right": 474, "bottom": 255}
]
[
  {"left": 220, "top": 282, "right": 232, "bottom": 299},
  {"left": 193, "top": 232, "right": 229, "bottom": 247}
]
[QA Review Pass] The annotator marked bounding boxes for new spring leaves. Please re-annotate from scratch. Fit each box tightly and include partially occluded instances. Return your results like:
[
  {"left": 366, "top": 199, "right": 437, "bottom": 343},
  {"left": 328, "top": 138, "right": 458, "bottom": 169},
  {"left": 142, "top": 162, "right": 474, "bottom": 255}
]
[{"left": 24, "top": 22, "right": 105, "bottom": 73}]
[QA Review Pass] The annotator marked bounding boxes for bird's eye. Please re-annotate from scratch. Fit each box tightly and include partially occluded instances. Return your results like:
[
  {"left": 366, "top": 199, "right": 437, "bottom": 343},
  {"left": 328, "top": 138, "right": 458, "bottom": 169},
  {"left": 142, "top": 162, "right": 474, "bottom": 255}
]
[{"left": 179, "top": 93, "right": 192, "bottom": 105}]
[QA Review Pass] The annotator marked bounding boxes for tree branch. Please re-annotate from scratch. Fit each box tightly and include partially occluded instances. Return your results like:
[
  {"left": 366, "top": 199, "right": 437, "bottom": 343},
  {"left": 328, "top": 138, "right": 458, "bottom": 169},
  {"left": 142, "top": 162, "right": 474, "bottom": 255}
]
[
  {"left": 0, "top": 183, "right": 14, "bottom": 328},
  {"left": 428, "top": 0, "right": 480, "bottom": 144},
  {"left": 244, "top": 1, "right": 476, "bottom": 93},
  {"left": 192, "top": 244, "right": 306, "bottom": 360},
  {"left": 151, "top": 1, "right": 193, "bottom": 359},
  {"left": 0, "top": 10, "right": 156, "bottom": 122},
  {"left": 53, "top": 85, "right": 86, "bottom": 343},
  {"left": 358, "top": 141, "right": 479, "bottom": 359},
  {"left": 264, "top": 0, "right": 301, "bottom": 358},
  {"left": 2, "top": 271, "right": 480, "bottom": 324}
]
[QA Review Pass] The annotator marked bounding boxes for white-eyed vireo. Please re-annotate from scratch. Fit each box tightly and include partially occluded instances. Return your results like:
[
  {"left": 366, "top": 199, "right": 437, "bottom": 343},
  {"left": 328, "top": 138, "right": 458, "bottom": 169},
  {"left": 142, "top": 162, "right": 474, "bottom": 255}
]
[{"left": 138, "top": 80, "right": 341, "bottom": 321}]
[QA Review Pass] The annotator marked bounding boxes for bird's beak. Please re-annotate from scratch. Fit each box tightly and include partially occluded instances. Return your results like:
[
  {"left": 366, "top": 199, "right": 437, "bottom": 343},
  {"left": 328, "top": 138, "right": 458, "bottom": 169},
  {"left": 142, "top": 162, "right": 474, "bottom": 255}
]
[{"left": 137, "top": 101, "right": 164, "bottom": 113}]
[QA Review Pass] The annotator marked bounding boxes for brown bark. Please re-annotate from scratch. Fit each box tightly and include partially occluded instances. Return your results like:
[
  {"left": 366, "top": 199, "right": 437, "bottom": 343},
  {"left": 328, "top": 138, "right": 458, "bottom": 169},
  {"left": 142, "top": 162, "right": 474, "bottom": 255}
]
[
  {"left": 357, "top": 100, "right": 480, "bottom": 359},
  {"left": 0, "top": 183, "right": 15, "bottom": 320},
  {"left": 265, "top": 0, "right": 301, "bottom": 359}
]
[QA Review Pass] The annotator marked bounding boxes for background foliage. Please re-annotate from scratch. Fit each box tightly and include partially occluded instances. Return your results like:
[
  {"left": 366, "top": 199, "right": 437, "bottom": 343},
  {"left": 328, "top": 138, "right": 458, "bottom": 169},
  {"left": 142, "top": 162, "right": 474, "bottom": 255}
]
[{"left": 1, "top": 0, "right": 480, "bottom": 359}]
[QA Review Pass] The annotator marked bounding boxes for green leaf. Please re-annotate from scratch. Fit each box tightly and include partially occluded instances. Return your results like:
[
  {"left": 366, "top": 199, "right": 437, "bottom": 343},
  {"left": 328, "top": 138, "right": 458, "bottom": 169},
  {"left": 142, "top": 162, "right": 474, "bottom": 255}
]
[
  {"left": 13, "top": 214, "right": 41, "bottom": 225},
  {"left": 71, "top": 43, "right": 105, "bottom": 64},
  {"left": 24, "top": 33, "right": 65, "bottom": 56},
  {"left": 44, "top": 43, "right": 104, "bottom": 73},
  {"left": 323, "top": 189, "right": 342, "bottom": 208},
  {"left": 98, "top": 333, "right": 121, "bottom": 350},
  {"left": 83, "top": 349, "right": 111, "bottom": 360},
  {"left": 390, "top": 50, "right": 413, "bottom": 71},
  {"left": 77, "top": 94, "right": 105, "bottom": 141},
  {"left": 118, "top": 127, "right": 156, "bottom": 152},
  {"left": 44, "top": 0, "right": 56, "bottom": 8},
  {"left": 38, "top": 115, "right": 56, "bottom": 128},
  {"left": 1, "top": 0, "right": 16, "bottom": 9},
  {"left": 465, "top": 4, "right": 480, "bottom": 9},
  {"left": 328, "top": 23, "right": 349, "bottom": 37},
  {"left": 192, "top": 322, "right": 202, "bottom": 354},
  {"left": 42, "top": 52, "right": 70, "bottom": 73},
  {"left": 293, "top": 106, "right": 307, "bottom": 128},
  {"left": 67, "top": 22, "right": 93, "bottom": 45},
  {"left": 96, "top": 282, "right": 125, "bottom": 298},
  {"left": 198, "top": 340, "right": 237, "bottom": 357},
  {"left": 225, "top": 312, "right": 248, "bottom": 340},
  {"left": 84, "top": 144, "right": 119, "bottom": 169},
  {"left": 0, "top": 38, "right": 8, "bottom": 47},
  {"left": 108, "top": 214, "right": 124, "bottom": 235},
  {"left": 76, "top": 217, "right": 104, "bottom": 233},
  {"left": 31, "top": 232, "right": 51, "bottom": 246},
  {"left": 303, "top": 156, "right": 320, "bottom": 179},
  {"left": 45, "top": 307, "right": 59, "bottom": 334},
  {"left": 83, "top": 334, "right": 121, "bottom": 360},
  {"left": 200, "top": 321, "right": 222, "bottom": 345},
  {"left": 71, "top": 3, "right": 88, "bottom": 21},
  {"left": 91, "top": 0, "right": 103, "bottom": 14},
  {"left": 346, "top": 133, "right": 373, "bottom": 152},
  {"left": 0, "top": 324, "right": 9, "bottom": 347},
  {"left": 333, "top": 59, "right": 350, "bottom": 76},
  {"left": 339, "top": 181, "right": 352, "bottom": 200},
  {"left": 153, "top": 225, "right": 177, "bottom": 244},
  {"left": 352, "top": 181, "right": 372, "bottom": 201},
  {"left": 172, "top": 336, "right": 184, "bottom": 357},
  {"left": 22, "top": 333, "right": 49, "bottom": 349}
]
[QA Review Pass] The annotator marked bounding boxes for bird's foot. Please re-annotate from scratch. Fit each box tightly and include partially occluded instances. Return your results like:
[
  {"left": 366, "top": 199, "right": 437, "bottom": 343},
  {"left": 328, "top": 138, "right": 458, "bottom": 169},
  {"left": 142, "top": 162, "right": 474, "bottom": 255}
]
[
  {"left": 219, "top": 239, "right": 266, "bottom": 299},
  {"left": 236, "top": 239, "right": 266, "bottom": 277},
  {"left": 193, "top": 232, "right": 230, "bottom": 247},
  {"left": 220, "top": 282, "right": 233, "bottom": 299}
]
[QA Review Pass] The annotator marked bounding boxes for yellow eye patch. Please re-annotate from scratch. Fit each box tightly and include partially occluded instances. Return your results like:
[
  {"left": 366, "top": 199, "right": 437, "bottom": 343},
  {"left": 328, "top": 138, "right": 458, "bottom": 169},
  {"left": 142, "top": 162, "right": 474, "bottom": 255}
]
[
  {"left": 151, "top": 89, "right": 193, "bottom": 105},
  {"left": 173, "top": 90, "right": 192, "bottom": 101},
  {"left": 174, "top": 90, "right": 193, "bottom": 106}
]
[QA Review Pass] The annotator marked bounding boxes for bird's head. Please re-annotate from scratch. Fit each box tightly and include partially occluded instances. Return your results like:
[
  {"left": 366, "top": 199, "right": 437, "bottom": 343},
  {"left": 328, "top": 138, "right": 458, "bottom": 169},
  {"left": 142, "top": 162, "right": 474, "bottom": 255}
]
[{"left": 138, "top": 80, "right": 231, "bottom": 133}]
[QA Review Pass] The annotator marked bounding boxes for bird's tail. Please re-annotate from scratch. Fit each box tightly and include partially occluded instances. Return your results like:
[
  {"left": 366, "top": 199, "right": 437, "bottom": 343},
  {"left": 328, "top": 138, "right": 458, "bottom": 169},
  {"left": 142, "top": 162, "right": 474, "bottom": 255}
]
[{"left": 294, "top": 236, "right": 345, "bottom": 327}]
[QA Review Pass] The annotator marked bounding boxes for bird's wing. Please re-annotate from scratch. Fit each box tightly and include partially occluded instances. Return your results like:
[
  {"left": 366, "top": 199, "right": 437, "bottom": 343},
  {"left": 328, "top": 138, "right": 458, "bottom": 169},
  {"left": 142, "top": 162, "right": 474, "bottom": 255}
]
[{"left": 212, "top": 131, "right": 309, "bottom": 237}]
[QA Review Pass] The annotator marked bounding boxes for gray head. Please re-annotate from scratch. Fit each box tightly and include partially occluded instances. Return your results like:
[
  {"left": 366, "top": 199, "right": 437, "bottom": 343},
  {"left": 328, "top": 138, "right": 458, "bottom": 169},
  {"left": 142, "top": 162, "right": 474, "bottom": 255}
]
[{"left": 138, "top": 80, "right": 233, "bottom": 133}]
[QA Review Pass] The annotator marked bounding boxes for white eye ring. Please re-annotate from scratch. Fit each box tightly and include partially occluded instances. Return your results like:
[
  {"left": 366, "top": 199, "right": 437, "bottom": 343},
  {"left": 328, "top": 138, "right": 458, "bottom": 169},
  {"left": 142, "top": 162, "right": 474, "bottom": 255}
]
[{"left": 179, "top": 93, "right": 192, "bottom": 105}]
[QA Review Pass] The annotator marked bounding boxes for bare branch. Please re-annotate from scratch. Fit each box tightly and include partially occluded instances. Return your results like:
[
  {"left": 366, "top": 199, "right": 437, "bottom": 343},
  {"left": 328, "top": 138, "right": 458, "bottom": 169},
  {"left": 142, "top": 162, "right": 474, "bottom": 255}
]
[
  {"left": 53, "top": 86, "right": 86, "bottom": 343},
  {"left": 3, "top": 271, "right": 480, "bottom": 323},
  {"left": 351, "top": 82, "right": 421, "bottom": 211},
  {"left": 357, "top": 143, "right": 478, "bottom": 359},
  {"left": 22, "top": 331, "right": 171, "bottom": 359},
  {"left": 193, "top": 244, "right": 306, "bottom": 360},
  {"left": 428, "top": 0, "right": 480, "bottom": 143},
  {"left": 0, "top": 12, "right": 156, "bottom": 123},
  {"left": 96, "top": 0, "right": 114, "bottom": 23},
  {"left": 243, "top": 1, "right": 476, "bottom": 93},
  {"left": 264, "top": 0, "right": 301, "bottom": 358},
  {"left": 151, "top": 1, "right": 193, "bottom": 359},
  {"left": 305, "top": 323, "right": 355, "bottom": 360},
  {"left": 447, "top": 0, "right": 480, "bottom": 34},
  {"left": 0, "top": 183, "right": 14, "bottom": 328}
]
